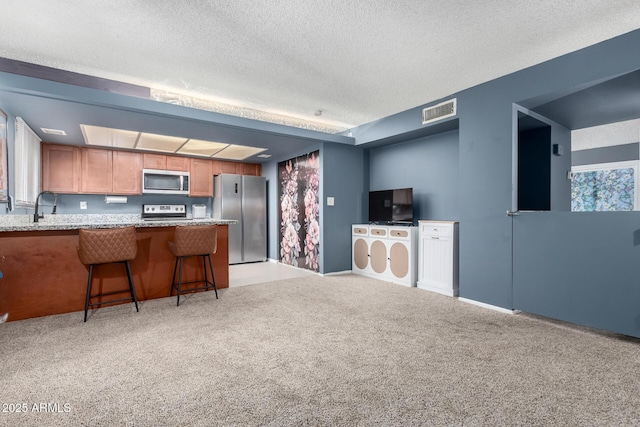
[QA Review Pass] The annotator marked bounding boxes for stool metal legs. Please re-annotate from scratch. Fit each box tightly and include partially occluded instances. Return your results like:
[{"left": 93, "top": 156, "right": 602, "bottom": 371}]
[
  {"left": 84, "top": 261, "right": 140, "bottom": 322},
  {"left": 170, "top": 254, "right": 218, "bottom": 306}
]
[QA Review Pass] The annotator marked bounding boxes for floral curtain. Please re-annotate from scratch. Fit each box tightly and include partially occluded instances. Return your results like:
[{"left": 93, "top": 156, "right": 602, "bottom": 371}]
[
  {"left": 571, "top": 167, "right": 635, "bottom": 211},
  {"left": 278, "top": 150, "right": 320, "bottom": 271}
]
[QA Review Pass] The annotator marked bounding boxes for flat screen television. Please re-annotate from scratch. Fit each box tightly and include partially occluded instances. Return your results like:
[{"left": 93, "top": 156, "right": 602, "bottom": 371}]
[{"left": 368, "top": 188, "right": 413, "bottom": 224}]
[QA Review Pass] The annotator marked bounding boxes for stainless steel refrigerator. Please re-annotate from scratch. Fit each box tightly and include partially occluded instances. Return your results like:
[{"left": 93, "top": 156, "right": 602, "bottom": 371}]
[{"left": 213, "top": 174, "right": 267, "bottom": 264}]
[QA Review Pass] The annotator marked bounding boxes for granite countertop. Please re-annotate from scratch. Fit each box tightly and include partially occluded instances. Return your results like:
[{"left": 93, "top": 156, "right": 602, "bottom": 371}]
[{"left": 0, "top": 214, "right": 237, "bottom": 232}]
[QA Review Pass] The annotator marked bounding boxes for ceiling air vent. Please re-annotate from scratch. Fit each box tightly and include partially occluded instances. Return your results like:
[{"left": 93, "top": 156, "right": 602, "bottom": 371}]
[
  {"left": 41, "top": 127, "right": 67, "bottom": 136},
  {"left": 422, "top": 98, "right": 457, "bottom": 125}
]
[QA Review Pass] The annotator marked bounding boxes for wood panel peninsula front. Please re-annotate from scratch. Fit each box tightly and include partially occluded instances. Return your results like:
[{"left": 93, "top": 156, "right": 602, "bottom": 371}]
[{"left": 0, "top": 215, "right": 236, "bottom": 321}]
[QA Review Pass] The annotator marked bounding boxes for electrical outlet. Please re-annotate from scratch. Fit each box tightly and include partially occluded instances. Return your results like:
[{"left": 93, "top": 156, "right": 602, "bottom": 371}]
[
  {"left": 327, "top": 197, "right": 335, "bottom": 206},
  {"left": 80, "top": 201, "right": 87, "bottom": 210}
]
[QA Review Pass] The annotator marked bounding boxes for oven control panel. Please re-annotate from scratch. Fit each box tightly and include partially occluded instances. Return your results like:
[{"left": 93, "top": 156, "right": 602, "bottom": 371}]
[{"left": 141, "top": 204, "right": 187, "bottom": 220}]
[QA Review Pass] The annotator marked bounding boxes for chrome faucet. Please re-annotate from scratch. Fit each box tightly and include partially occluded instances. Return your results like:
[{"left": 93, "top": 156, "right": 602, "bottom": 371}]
[{"left": 33, "top": 191, "right": 58, "bottom": 223}]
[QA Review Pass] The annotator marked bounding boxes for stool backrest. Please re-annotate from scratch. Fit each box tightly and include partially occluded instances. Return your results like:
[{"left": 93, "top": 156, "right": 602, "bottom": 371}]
[
  {"left": 78, "top": 226, "right": 137, "bottom": 265},
  {"left": 173, "top": 225, "right": 218, "bottom": 256}
]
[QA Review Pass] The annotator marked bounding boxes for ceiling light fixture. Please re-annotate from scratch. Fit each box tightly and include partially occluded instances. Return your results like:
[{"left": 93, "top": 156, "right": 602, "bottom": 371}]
[{"left": 80, "top": 124, "right": 267, "bottom": 161}]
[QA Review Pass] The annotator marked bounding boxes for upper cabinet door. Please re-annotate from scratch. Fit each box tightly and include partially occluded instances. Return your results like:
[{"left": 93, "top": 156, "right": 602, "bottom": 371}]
[
  {"left": 242, "top": 163, "right": 262, "bottom": 176},
  {"left": 143, "top": 153, "right": 189, "bottom": 171},
  {"left": 189, "top": 158, "right": 213, "bottom": 197},
  {"left": 80, "top": 147, "right": 112, "bottom": 194},
  {"left": 219, "top": 160, "right": 244, "bottom": 175},
  {"left": 113, "top": 151, "right": 143, "bottom": 195},
  {"left": 143, "top": 153, "right": 166, "bottom": 170},
  {"left": 166, "top": 155, "right": 189, "bottom": 171},
  {"left": 41, "top": 143, "right": 81, "bottom": 193}
]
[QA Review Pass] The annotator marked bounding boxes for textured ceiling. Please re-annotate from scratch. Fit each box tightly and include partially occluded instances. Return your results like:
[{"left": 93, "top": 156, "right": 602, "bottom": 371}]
[{"left": 1, "top": 0, "right": 640, "bottom": 131}]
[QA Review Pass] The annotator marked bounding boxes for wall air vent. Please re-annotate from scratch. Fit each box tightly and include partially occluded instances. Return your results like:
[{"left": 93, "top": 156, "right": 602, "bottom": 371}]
[
  {"left": 41, "top": 127, "right": 67, "bottom": 136},
  {"left": 422, "top": 98, "right": 457, "bottom": 125}
]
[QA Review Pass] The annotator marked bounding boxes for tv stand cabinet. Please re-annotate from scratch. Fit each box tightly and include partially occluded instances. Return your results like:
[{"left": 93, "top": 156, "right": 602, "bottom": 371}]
[{"left": 351, "top": 224, "right": 418, "bottom": 287}]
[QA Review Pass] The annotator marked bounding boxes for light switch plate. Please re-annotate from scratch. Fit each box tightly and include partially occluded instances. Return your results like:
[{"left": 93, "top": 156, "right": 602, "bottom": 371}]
[{"left": 327, "top": 197, "right": 335, "bottom": 206}]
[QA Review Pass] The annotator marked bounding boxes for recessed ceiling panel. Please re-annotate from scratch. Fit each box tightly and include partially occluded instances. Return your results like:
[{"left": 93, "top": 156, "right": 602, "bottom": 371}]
[
  {"left": 177, "top": 139, "right": 228, "bottom": 156},
  {"left": 137, "top": 132, "right": 188, "bottom": 152},
  {"left": 81, "top": 124, "right": 138, "bottom": 148},
  {"left": 212, "top": 145, "right": 267, "bottom": 160}
]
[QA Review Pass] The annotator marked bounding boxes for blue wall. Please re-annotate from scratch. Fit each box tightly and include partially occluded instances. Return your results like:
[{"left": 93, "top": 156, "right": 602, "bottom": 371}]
[
  {"left": 572, "top": 143, "right": 640, "bottom": 166},
  {"left": 513, "top": 211, "right": 640, "bottom": 337},
  {"left": 351, "top": 29, "right": 640, "bottom": 336},
  {"left": 368, "top": 129, "right": 459, "bottom": 222},
  {"left": 322, "top": 143, "right": 365, "bottom": 273},
  {"left": 32, "top": 193, "right": 212, "bottom": 216}
]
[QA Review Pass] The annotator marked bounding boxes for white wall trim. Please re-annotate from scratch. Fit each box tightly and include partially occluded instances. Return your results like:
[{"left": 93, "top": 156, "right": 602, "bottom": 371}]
[{"left": 458, "top": 297, "right": 521, "bottom": 315}]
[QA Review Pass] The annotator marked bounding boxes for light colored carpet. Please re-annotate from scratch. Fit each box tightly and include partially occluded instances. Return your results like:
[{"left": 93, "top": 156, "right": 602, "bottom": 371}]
[{"left": 1, "top": 274, "right": 639, "bottom": 426}]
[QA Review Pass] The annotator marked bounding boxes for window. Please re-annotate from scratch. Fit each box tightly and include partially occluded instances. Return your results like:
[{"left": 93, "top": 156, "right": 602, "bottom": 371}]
[{"left": 14, "top": 117, "right": 41, "bottom": 207}]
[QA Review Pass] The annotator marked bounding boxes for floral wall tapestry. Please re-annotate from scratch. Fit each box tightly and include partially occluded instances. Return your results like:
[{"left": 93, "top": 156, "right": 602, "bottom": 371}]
[
  {"left": 571, "top": 167, "right": 635, "bottom": 211},
  {"left": 278, "top": 150, "right": 320, "bottom": 271}
]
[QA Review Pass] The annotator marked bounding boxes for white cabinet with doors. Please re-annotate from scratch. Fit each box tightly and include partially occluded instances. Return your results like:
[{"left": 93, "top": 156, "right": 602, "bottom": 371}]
[
  {"left": 417, "top": 221, "right": 459, "bottom": 296},
  {"left": 352, "top": 225, "right": 370, "bottom": 275},
  {"left": 351, "top": 224, "right": 418, "bottom": 287}
]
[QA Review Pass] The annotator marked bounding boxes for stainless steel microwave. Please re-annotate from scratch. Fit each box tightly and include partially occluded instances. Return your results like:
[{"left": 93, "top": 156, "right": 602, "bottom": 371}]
[{"left": 142, "top": 169, "right": 190, "bottom": 195}]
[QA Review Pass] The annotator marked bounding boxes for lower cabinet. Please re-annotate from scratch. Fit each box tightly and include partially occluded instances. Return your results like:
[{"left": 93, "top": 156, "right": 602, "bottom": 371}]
[
  {"left": 417, "top": 221, "right": 459, "bottom": 296},
  {"left": 351, "top": 224, "right": 418, "bottom": 287}
]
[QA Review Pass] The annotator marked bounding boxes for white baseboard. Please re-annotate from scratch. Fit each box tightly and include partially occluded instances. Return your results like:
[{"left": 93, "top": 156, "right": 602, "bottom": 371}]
[
  {"left": 458, "top": 297, "right": 520, "bottom": 315},
  {"left": 417, "top": 283, "right": 458, "bottom": 297}
]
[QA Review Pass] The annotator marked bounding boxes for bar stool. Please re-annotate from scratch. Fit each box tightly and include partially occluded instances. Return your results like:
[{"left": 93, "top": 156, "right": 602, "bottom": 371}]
[
  {"left": 77, "top": 226, "right": 139, "bottom": 322},
  {"left": 168, "top": 225, "right": 219, "bottom": 306}
]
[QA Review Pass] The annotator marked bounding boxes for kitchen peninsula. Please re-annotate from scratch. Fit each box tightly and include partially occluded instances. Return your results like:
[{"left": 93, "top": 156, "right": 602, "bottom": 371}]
[{"left": 0, "top": 214, "right": 236, "bottom": 321}]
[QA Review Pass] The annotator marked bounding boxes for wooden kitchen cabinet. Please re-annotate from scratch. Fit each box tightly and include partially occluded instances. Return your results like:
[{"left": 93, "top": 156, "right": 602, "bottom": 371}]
[
  {"left": 189, "top": 158, "right": 213, "bottom": 197},
  {"left": 242, "top": 163, "right": 262, "bottom": 176},
  {"left": 80, "top": 147, "right": 112, "bottom": 194},
  {"left": 219, "top": 160, "right": 241, "bottom": 174},
  {"left": 143, "top": 153, "right": 166, "bottom": 169},
  {"left": 41, "top": 143, "right": 81, "bottom": 193},
  {"left": 143, "top": 153, "right": 189, "bottom": 171},
  {"left": 212, "top": 160, "right": 260, "bottom": 177},
  {"left": 166, "top": 155, "right": 189, "bottom": 171},
  {"left": 80, "top": 148, "right": 142, "bottom": 195},
  {"left": 43, "top": 143, "right": 258, "bottom": 196},
  {"left": 112, "top": 151, "right": 142, "bottom": 194}
]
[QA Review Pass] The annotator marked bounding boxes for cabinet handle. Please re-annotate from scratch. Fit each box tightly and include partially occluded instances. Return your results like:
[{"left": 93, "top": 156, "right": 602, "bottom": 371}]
[{"left": 431, "top": 236, "right": 440, "bottom": 240}]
